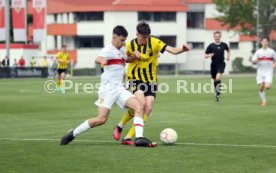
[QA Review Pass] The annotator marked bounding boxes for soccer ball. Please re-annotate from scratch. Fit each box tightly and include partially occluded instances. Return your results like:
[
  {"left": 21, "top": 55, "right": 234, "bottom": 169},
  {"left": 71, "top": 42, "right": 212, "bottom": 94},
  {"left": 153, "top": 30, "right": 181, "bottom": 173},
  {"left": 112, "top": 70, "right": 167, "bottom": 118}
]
[{"left": 160, "top": 128, "right": 177, "bottom": 145}]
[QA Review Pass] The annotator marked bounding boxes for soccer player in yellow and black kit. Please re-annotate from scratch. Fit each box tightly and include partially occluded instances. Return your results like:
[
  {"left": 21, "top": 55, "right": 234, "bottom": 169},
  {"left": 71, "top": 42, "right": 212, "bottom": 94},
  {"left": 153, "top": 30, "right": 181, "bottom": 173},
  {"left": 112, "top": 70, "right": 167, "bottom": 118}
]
[
  {"left": 113, "top": 21, "right": 190, "bottom": 145},
  {"left": 56, "top": 45, "right": 70, "bottom": 92}
]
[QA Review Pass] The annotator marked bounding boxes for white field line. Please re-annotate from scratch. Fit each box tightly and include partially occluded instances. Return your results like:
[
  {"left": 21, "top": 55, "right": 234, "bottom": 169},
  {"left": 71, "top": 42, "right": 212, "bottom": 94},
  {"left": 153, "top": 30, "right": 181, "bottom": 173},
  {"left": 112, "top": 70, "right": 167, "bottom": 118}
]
[{"left": 0, "top": 137, "right": 276, "bottom": 148}]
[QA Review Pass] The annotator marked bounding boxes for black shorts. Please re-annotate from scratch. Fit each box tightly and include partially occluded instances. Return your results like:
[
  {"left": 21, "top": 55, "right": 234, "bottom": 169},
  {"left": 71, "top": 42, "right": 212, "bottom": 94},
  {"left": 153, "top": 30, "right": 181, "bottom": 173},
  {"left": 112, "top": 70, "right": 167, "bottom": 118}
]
[
  {"left": 211, "top": 62, "right": 225, "bottom": 79},
  {"left": 129, "top": 80, "right": 158, "bottom": 97},
  {"left": 57, "top": 69, "right": 67, "bottom": 75}
]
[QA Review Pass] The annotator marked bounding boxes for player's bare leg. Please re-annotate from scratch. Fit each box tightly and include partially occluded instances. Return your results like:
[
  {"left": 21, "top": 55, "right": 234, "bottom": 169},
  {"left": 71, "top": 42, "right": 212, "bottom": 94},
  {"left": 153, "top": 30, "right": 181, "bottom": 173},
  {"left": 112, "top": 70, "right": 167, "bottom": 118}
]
[
  {"left": 118, "top": 91, "right": 145, "bottom": 144},
  {"left": 114, "top": 90, "right": 146, "bottom": 142},
  {"left": 60, "top": 107, "right": 110, "bottom": 145},
  {"left": 264, "top": 83, "right": 271, "bottom": 90},
  {"left": 215, "top": 73, "right": 222, "bottom": 102},
  {"left": 258, "top": 83, "right": 267, "bottom": 106},
  {"left": 121, "top": 94, "right": 155, "bottom": 145},
  {"left": 258, "top": 82, "right": 271, "bottom": 106},
  {"left": 57, "top": 72, "right": 65, "bottom": 92},
  {"left": 144, "top": 96, "right": 155, "bottom": 115},
  {"left": 124, "top": 96, "right": 156, "bottom": 147}
]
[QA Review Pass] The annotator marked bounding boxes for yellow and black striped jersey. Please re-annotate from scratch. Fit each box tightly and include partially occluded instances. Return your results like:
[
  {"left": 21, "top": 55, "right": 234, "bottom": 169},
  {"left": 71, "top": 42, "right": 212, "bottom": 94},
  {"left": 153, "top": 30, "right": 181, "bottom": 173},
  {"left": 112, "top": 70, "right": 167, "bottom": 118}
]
[
  {"left": 126, "top": 37, "right": 166, "bottom": 83},
  {"left": 56, "top": 51, "right": 70, "bottom": 69}
]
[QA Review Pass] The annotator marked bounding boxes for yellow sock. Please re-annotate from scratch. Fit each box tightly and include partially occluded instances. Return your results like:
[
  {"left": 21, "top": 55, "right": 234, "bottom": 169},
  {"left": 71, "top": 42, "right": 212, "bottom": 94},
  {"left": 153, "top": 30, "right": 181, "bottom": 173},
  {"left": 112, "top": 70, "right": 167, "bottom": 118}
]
[
  {"left": 57, "top": 80, "right": 62, "bottom": 88},
  {"left": 125, "top": 114, "right": 149, "bottom": 139},
  {"left": 143, "top": 114, "right": 149, "bottom": 122},
  {"left": 119, "top": 109, "right": 134, "bottom": 127}
]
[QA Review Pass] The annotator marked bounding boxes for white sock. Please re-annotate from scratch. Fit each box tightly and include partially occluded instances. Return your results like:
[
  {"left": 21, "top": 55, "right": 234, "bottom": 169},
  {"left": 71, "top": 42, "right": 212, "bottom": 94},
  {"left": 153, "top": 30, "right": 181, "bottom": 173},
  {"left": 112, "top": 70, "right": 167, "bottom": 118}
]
[
  {"left": 73, "top": 120, "right": 90, "bottom": 137},
  {"left": 117, "top": 122, "right": 123, "bottom": 128},
  {"left": 134, "top": 117, "right": 144, "bottom": 138},
  {"left": 259, "top": 91, "right": 266, "bottom": 102}
]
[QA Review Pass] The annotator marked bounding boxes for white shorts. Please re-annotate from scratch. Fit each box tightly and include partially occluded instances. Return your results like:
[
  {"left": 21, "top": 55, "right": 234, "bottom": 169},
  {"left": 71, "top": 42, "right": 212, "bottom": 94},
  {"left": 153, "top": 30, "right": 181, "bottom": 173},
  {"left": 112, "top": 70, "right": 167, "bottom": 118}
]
[
  {"left": 95, "top": 83, "right": 135, "bottom": 109},
  {"left": 256, "top": 72, "right": 273, "bottom": 84}
]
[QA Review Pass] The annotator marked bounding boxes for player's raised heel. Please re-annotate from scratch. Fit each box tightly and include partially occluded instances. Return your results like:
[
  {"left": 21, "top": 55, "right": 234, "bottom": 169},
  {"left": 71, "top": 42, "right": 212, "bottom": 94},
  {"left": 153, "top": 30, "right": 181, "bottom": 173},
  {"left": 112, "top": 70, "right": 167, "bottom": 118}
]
[
  {"left": 113, "top": 125, "right": 122, "bottom": 141},
  {"left": 261, "top": 101, "right": 267, "bottom": 107},
  {"left": 60, "top": 130, "right": 75, "bottom": 145},
  {"left": 121, "top": 138, "right": 134, "bottom": 146},
  {"left": 134, "top": 137, "right": 157, "bottom": 147}
]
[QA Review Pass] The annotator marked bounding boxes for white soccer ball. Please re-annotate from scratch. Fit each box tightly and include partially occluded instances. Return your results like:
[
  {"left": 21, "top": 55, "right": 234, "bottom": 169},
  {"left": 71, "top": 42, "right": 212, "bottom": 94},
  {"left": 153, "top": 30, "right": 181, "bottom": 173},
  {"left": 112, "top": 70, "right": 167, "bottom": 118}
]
[{"left": 160, "top": 128, "right": 177, "bottom": 145}]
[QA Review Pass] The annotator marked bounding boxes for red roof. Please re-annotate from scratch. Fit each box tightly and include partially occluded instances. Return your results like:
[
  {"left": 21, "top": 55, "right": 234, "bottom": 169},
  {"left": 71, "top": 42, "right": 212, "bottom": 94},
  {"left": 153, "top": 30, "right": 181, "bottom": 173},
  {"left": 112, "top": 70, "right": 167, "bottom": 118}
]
[
  {"left": 47, "top": 0, "right": 188, "bottom": 13},
  {"left": 47, "top": 24, "right": 77, "bottom": 36},
  {"left": 185, "top": 0, "right": 213, "bottom": 3},
  {"left": 239, "top": 31, "right": 276, "bottom": 42},
  {"left": 239, "top": 35, "right": 257, "bottom": 42},
  {"left": 205, "top": 18, "right": 240, "bottom": 30}
]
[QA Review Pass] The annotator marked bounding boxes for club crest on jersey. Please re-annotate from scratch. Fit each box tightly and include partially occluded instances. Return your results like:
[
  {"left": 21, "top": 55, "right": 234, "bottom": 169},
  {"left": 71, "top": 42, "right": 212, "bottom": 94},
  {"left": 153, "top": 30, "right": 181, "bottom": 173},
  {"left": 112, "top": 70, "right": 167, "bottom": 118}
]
[{"left": 147, "top": 49, "right": 153, "bottom": 55}]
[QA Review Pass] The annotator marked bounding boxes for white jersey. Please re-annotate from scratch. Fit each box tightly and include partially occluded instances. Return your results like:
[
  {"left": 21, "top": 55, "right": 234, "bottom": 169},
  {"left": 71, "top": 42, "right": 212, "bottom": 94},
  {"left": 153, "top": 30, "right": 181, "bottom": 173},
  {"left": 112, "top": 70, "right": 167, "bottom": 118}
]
[
  {"left": 252, "top": 48, "right": 276, "bottom": 74},
  {"left": 252, "top": 47, "right": 276, "bottom": 84},
  {"left": 95, "top": 44, "right": 134, "bottom": 109},
  {"left": 99, "top": 44, "right": 127, "bottom": 85}
]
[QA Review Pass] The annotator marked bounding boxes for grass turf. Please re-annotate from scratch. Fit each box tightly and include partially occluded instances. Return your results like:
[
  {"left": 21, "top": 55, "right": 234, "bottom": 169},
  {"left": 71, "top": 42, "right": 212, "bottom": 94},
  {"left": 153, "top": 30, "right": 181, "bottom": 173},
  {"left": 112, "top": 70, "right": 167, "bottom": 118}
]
[{"left": 0, "top": 75, "right": 276, "bottom": 173}]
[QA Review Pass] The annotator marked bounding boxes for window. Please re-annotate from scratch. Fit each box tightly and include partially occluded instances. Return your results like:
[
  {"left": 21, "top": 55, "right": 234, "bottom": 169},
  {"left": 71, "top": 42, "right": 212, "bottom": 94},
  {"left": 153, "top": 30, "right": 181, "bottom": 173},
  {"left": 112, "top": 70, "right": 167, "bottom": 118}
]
[
  {"left": 67, "top": 13, "right": 70, "bottom": 24},
  {"left": 230, "top": 42, "right": 239, "bottom": 49},
  {"left": 188, "top": 42, "right": 204, "bottom": 49},
  {"left": 187, "top": 12, "right": 204, "bottom": 29},
  {"left": 76, "top": 36, "right": 104, "bottom": 48},
  {"left": 54, "top": 14, "right": 57, "bottom": 23},
  {"left": 138, "top": 12, "right": 176, "bottom": 22},
  {"left": 54, "top": 36, "right": 57, "bottom": 49},
  {"left": 27, "top": 14, "right": 33, "bottom": 24},
  {"left": 75, "top": 12, "right": 104, "bottom": 22},
  {"left": 154, "top": 36, "right": 176, "bottom": 47}
]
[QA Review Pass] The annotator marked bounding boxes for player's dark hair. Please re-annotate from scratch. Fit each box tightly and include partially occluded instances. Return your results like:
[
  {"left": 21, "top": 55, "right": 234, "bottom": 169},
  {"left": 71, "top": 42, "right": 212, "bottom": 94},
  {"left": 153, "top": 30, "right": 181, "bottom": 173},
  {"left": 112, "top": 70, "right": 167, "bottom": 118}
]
[
  {"left": 62, "top": 44, "right": 67, "bottom": 48},
  {"left": 113, "top": 25, "right": 128, "bottom": 37},
  {"left": 137, "top": 21, "right": 151, "bottom": 35}
]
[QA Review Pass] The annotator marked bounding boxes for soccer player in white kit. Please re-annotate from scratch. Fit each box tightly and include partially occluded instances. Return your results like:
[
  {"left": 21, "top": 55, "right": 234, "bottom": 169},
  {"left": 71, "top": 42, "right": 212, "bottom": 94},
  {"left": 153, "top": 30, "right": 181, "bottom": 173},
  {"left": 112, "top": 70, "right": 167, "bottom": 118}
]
[
  {"left": 60, "top": 25, "right": 156, "bottom": 147},
  {"left": 251, "top": 37, "right": 276, "bottom": 106}
]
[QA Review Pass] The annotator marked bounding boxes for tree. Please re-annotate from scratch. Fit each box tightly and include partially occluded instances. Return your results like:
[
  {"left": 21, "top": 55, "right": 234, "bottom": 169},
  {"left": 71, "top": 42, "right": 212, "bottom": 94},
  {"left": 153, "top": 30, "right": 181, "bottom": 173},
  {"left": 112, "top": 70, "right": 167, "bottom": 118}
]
[{"left": 214, "top": 0, "right": 276, "bottom": 38}]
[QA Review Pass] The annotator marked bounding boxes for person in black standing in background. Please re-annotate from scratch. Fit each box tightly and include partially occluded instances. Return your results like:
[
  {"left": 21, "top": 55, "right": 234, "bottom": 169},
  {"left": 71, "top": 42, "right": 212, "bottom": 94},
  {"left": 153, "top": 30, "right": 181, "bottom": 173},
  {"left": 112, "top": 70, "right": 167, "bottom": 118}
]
[
  {"left": 2, "top": 56, "right": 10, "bottom": 67},
  {"left": 205, "top": 31, "right": 230, "bottom": 102}
]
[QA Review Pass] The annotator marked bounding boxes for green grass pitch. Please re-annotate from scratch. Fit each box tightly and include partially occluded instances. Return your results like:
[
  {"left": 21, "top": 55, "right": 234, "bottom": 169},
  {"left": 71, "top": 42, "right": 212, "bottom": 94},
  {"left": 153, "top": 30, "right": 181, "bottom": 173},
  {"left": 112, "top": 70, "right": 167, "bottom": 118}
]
[{"left": 0, "top": 75, "right": 276, "bottom": 173}]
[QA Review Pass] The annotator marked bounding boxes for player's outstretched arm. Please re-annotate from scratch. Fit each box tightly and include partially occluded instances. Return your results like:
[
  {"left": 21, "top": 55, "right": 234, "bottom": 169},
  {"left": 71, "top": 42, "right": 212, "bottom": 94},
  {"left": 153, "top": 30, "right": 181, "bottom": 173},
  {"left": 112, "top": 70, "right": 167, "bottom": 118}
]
[
  {"left": 95, "top": 56, "right": 107, "bottom": 65},
  {"left": 165, "top": 44, "right": 190, "bottom": 55},
  {"left": 205, "top": 53, "right": 214, "bottom": 59}
]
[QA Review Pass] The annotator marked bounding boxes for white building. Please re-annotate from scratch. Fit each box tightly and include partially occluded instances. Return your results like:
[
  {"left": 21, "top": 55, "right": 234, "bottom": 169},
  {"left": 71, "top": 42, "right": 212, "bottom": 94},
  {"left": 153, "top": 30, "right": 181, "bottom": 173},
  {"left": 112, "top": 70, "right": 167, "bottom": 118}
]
[{"left": 1, "top": 0, "right": 262, "bottom": 73}]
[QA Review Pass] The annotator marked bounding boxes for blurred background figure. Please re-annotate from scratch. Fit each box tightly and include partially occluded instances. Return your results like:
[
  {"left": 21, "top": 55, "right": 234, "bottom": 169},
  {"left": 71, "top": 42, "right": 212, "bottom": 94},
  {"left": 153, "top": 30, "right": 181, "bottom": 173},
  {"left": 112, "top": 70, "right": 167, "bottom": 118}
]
[
  {"left": 49, "top": 56, "right": 57, "bottom": 78},
  {"left": 12, "top": 59, "right": 18, "bottom": 67},
  {"left": 30, "top": 56, "right": 36, "bottom": 67},
  {"left": 40, "top": 56, "right": 49, "bottom": 77},
  {"left": 2, "top": 56, "right": 10, "bottom": 67},
  {"left": 18, "top": 56, "right": 25, "bottom": 67},
  {"left": 40, "top": 56, "right": 48, "bottom": 68},
  {"left": 56, "top": 45, "right": 70, "bottom": 91}
]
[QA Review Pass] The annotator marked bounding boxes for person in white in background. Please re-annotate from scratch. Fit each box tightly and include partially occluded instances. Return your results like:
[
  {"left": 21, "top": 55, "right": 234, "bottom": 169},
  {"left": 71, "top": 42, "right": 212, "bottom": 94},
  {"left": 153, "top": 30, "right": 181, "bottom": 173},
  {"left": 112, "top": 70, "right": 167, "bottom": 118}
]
[
  {"left": 47, "top": 56, "right": 53, "bottom": 78},
  {"left": 60, "top": 25, "right": 157, "bottom": 147},
  {"left": 251, "top": 37, "right": 276, "bottom": 106}
]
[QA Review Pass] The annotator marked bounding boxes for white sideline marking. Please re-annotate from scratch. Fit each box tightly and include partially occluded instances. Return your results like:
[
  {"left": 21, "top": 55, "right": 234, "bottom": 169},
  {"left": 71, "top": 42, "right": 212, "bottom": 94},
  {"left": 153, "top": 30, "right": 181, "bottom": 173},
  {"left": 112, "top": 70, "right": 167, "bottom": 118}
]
[
  {"left": 0, "top": 138, "right": 276, "bottom": 148},
  {"left": 19, "top": 89, "right": 41, "bottom": 93}
]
